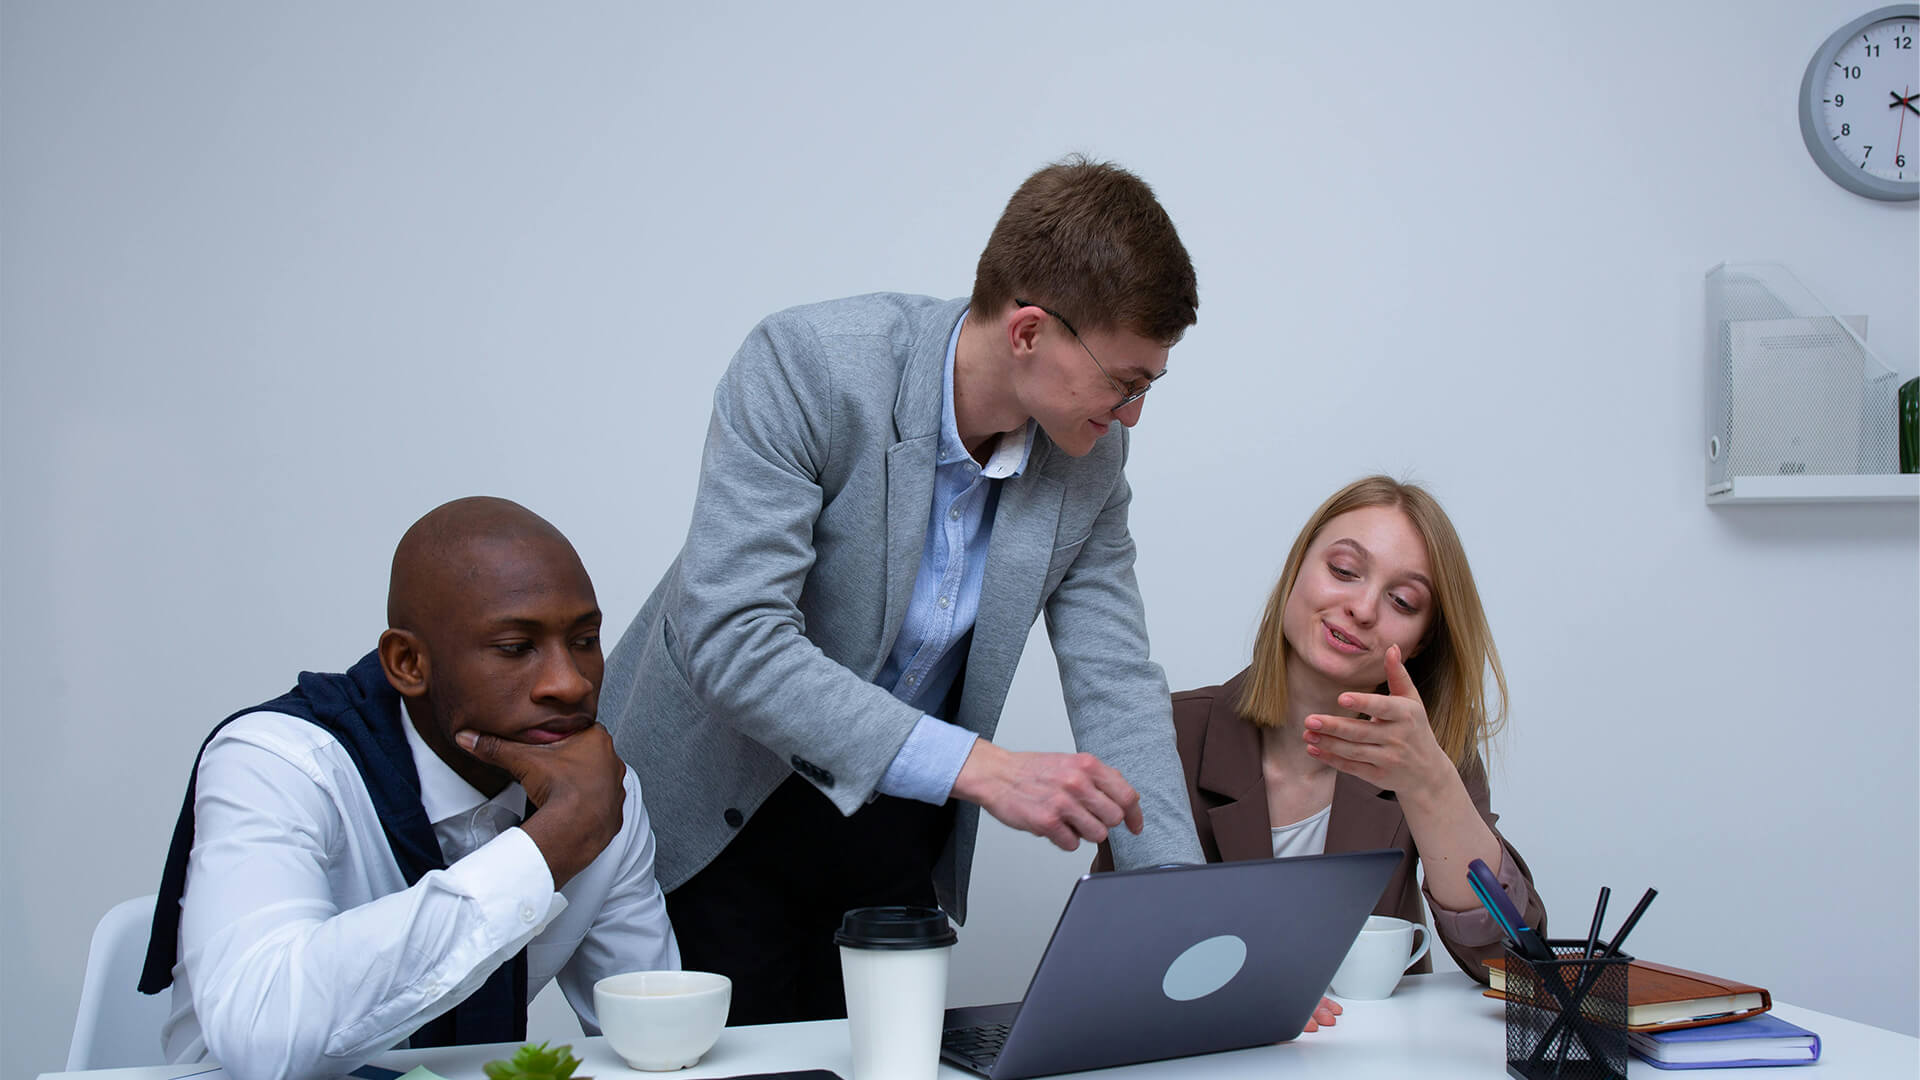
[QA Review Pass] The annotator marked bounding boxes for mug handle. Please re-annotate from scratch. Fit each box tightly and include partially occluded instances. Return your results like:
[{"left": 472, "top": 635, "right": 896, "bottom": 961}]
[{"left": 1403, "top": 925, "right": 1432, "bottom": 973}]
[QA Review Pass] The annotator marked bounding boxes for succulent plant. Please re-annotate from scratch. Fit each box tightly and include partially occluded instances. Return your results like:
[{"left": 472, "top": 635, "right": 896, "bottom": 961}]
[{"left": 481, "top": 1041, "right": 588, "bottom": 1080}]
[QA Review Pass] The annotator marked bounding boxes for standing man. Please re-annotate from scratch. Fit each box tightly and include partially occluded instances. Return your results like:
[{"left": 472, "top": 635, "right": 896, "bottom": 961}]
[{"left": 600, "top": 156, "right": 1205, "bottom": 1024}]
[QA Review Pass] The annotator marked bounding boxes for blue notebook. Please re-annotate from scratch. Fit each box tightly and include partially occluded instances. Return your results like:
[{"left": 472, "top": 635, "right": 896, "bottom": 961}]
[{"left": 1628, "top": 1013, "right": 1820, "bottom": 1069}]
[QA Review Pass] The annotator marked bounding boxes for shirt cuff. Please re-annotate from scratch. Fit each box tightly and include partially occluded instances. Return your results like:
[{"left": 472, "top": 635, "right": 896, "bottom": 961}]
[
  {"left": 875, "top": 715, "right": 978, "bottom": 805},
  {"left": 444, "top": 825, "right": 560, "bottom": 938},
  {"left": 1424, "top": 849, "right": 1534, "bottom": 948}
]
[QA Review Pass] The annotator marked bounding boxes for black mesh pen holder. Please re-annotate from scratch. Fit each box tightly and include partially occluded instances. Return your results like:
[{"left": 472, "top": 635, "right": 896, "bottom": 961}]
[{"left": 1504, "top": 941, "right": 1631, "bottom": 1080}]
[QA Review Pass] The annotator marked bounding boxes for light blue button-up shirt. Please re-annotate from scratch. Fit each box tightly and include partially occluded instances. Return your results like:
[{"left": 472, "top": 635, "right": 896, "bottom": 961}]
[{"left": 873, "top": 312, "right": 1033, "bottom": 804}]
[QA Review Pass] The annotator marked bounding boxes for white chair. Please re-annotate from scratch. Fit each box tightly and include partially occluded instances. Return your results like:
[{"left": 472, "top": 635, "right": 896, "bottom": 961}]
[{"left": 67, "top": 893, "right": 174, "bottom": 1070}]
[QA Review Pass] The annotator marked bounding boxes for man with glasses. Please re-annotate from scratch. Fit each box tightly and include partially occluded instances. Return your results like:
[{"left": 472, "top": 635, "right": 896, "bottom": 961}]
[{"left": 600, "top": 156, "right": 1206, "bottom": 1024}]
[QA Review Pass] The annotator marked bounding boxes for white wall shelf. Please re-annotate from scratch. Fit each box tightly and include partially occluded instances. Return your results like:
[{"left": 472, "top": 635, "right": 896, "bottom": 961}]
[{"left": 1706, "top": 473, "right": 1919, "bottom": 505}]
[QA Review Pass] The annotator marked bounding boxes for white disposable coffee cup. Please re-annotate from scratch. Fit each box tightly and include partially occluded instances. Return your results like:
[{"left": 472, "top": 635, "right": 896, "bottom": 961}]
[
  {"left": 1329, "top": 915, "right": 1431, "bottom": 1000},
  {"left": 836, "top": 906, "right": 956, "bottom": 1080}
]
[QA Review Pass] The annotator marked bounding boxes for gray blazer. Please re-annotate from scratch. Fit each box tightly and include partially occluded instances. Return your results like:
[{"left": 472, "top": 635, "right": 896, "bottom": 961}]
[{"left": 600, "top": 293, "right": 1203, "bottom": 921}]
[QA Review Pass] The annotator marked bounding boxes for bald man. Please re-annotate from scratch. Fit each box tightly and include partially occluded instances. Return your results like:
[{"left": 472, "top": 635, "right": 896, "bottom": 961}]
[{"left": 140, "top": 498, "right": 678, "bottom": 1080}]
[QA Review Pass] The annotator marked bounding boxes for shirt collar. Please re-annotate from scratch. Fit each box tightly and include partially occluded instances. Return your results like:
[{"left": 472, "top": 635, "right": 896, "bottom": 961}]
[
  {"left": 940, "top": 310, "right": 1033, "bottom": 478},
  {"left": 402, "top": 711, "right": 528, "bottom": 826}
]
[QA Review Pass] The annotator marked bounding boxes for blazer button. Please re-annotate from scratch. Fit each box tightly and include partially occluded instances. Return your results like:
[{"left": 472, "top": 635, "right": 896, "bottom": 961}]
[
  {"left": 788, "top": 755, "right": 836, "bottom": 787},
  {"left": 723, "top": 808, "right": 744, "bottom": 828}
]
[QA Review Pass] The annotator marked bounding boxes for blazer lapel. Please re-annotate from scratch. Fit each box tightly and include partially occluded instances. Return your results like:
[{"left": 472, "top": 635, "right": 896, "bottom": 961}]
[
  {"left": 953, "top": 457, "right": 1063, "bottom": 734},
  {"left": 1326, "top": 770, "right": 1403, "bottom": 854},
  {"left": 880, "top": 303, "right": 963, "bottom": 655},
  {"left": 1195, "top": 685, "right": 1273, "bottom": 864},
  {"left": 882, "top": 439, "right": 937, "bottom": 653}
]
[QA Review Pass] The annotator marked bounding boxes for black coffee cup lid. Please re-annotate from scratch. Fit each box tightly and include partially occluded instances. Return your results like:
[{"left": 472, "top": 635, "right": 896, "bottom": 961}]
[{"left": 834, "top": 906, "right": 957, "bottom": 949}]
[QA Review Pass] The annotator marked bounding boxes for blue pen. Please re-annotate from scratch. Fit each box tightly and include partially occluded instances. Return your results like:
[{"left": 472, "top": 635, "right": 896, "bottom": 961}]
[
  {"left": 1465, "top": 871, "right": 1519, "bottom": 941},
  {"left": 1467, "top": 858, "right": 1552, "bottom": 961},
  {"left": 1465, "top": 869, "right": 1543, "bottom": 963}
]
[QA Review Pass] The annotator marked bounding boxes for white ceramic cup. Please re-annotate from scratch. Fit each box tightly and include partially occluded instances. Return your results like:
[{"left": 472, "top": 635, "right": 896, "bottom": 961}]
[
  {"left": 592, "top": 969, "right": 731, "bottom": 1071},
  {"left": 836, "top": 906, "right": 956, "bottom": 1080},
  {"left": 1329, "top": 915, "right": 1432, "bottom": 1000}
]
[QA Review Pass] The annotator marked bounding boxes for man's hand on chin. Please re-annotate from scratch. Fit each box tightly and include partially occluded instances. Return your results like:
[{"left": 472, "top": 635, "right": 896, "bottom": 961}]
[{"left": 457, "top": 723, "right": 625, "bottom": 889}]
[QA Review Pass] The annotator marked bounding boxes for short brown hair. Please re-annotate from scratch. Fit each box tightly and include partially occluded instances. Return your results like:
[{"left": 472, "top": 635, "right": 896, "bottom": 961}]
[
  {"left": 1239, "top": 476, "right": 1509, "bottom": 771},
  {"left": 971, "top": 155, "right": 1198, "bottom": 345}
]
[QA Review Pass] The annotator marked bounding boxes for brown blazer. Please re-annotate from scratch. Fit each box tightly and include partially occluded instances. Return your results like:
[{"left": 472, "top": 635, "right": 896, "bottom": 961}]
[{"left": 1096, "top": 670, "right": 1546, "bottom": 983}]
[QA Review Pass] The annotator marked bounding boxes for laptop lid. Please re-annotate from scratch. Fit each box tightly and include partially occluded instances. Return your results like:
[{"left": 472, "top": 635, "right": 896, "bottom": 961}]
[{"left": 960, "top": 848, "right": 1402, "bottom": 1080}]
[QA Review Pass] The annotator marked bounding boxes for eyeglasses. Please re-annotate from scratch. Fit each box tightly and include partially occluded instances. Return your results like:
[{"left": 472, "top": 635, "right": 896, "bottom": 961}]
[{"left": 1014, "top": 298, "right": 1167, "bottom": 414}]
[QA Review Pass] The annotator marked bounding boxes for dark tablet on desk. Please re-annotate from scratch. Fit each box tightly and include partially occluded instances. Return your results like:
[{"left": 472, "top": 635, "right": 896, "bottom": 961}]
[{"left": 942, "top": 849, "right": 1401, "bottom": 1079}]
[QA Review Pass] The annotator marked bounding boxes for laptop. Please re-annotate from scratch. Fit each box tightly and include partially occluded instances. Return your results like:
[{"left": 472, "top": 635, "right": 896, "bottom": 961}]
[{"left": 940, "top": 849, "right": 1402, "bottom": 1079}]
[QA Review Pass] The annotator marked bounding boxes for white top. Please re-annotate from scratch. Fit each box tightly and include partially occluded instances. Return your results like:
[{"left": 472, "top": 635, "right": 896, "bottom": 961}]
[
  {"left": 163, "top": 710, "right": 679, "bottom": 1080},
  {"left": 1269, "top": 802, "right": 1332, "bottom": 858}
]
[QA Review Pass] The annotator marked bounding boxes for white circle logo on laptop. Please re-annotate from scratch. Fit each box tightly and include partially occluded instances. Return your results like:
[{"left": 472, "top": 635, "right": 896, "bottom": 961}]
[{"left": 1160, "top": 934, "right": 1248, "bottom": 1002}]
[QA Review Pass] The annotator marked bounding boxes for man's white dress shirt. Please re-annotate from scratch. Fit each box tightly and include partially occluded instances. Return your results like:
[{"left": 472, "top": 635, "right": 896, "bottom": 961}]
[{"left": 162, "top": 711, "right": 678, "bottom": 1080}]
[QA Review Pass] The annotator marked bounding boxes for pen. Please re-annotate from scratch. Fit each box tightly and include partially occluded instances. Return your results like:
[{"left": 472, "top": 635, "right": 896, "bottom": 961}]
[
  {"left": 1466, "top": 858, "right": 1552, "bottom": 961},
  {"left": 1582, "top": 886, "right": 1610, "bottom": 960},
  {"left": 1600, "top": 887, "right": 1657, "bottom": 958},
  {"left": 1464, "top": 868, "right": 1521, "bottom": 945},
  {"left": 1559, "top": 887, "right": 1609, "bottom": 1076}
]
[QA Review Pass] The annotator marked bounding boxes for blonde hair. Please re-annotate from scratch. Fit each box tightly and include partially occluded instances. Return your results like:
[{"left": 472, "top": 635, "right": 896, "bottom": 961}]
[{"left": 1238, "top": 476, "right": 1507, "bottom": 769}]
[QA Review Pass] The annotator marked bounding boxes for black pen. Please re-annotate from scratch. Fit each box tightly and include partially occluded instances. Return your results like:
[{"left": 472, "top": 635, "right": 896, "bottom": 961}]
[
  {"left": 1582, "top": 886, "right": 1610, "bottom": 960},
  {"left": 1601, "top": 887, "right": 1657, "bottom": 957},
  {"left": 1560, "top": 886, "right": 1611, "bottom": 1075}
]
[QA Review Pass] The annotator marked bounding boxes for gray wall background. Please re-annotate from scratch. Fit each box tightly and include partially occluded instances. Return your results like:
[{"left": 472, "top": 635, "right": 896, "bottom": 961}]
[{"left": 4, "top": 1, "right": 1916, "bottom": 1071}]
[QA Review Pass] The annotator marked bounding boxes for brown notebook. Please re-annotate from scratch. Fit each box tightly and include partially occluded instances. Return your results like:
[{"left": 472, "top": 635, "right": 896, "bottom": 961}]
[{"left": 1483, "top": 957, "right": 1772, "bottom": 1032}]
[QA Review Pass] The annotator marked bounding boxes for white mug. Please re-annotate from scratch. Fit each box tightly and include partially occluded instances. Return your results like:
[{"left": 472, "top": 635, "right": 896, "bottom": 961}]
[
  {"left": 1329, "top": 915, "right": 1431, "bottom": 1000},
  {"left": 592, "top": 970, "right": 732, "bottom": 1071}
]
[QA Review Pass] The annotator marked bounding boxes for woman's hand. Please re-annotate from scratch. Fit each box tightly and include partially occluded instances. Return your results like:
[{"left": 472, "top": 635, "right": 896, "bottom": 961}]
[
  {"left": 1302, "top": 995, "right": 1343, "bottom": 1032},
  {"left": 1309, "top": 647, "right": 1510, "bottom": 917},
  {"left": 1302, "top": 644, "right": 1455, "bottom": 800}
]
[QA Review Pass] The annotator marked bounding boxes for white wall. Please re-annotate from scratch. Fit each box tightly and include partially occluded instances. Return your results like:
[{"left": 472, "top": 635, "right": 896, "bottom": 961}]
[{"left": 4, "top": 1, "right": 1915, "bottom": 1071}]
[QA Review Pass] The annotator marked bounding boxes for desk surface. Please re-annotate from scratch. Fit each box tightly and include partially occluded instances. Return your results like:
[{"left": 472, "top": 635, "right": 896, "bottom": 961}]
[{"left": 39, "top": 975, "right": 1919, "bottom": 1080}]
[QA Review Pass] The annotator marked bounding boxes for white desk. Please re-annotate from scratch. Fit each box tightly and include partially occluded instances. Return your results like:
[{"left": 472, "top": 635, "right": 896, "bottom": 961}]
[{"left": 37, "top": 975, "right": 1919, "bottom": 1079}]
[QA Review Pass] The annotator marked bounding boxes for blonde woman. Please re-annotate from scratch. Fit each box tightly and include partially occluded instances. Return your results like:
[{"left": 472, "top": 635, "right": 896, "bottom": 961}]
[{"left": 1098, "top": 476, "right": 1544, "bottom": 992}]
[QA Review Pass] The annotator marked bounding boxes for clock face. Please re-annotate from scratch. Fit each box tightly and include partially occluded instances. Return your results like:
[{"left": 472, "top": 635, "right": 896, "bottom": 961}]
[
  {"left": 1819, "top": 16, "right": 1918, "bottom": 182},
  {"left": 1800, "top": 5, "right": 1920, "bottom": 200}
]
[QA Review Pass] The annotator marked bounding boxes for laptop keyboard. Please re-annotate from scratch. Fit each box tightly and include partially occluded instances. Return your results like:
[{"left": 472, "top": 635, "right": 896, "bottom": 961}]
[{"left": 942, "top": 1021, "right": 1011, "bottom": 1072}]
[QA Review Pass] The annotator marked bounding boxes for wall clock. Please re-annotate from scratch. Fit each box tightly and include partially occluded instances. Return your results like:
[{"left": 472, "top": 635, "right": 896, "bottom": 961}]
[{"left": 1798, "top": 4, "right": 1920, "bottom": 201}]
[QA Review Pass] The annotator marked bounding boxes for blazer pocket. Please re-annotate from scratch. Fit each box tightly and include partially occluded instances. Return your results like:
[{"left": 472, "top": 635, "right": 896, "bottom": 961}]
[
  {"left": 1043, "top": 532, "right": 1091, "bottom": 594},
  {"left": 652, "top": 617, "right": 708, "bottom": 718}
]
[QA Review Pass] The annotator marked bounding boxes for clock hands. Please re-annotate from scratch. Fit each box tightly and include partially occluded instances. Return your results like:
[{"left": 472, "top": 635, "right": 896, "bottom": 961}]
[
  {"left": 1900, "top": 89, "right": 1910, "bottom": 170},
  {"left": 1890, "top": 89, "right": 1920, "bottom": 116},
  {"left": 1897, "top": 87, "right": 1912, "bottom": 172}
]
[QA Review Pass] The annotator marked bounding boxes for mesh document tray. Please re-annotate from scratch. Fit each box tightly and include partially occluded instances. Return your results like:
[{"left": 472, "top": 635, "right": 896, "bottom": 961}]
[{"left": 1705, "top": 262, "right": 1901, "bottom": 494}]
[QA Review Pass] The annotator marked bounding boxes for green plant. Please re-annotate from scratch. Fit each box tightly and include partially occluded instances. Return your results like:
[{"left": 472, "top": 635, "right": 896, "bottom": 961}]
[{"left": 481, "top": 1041, "right": 588, "bottom": 1080}]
